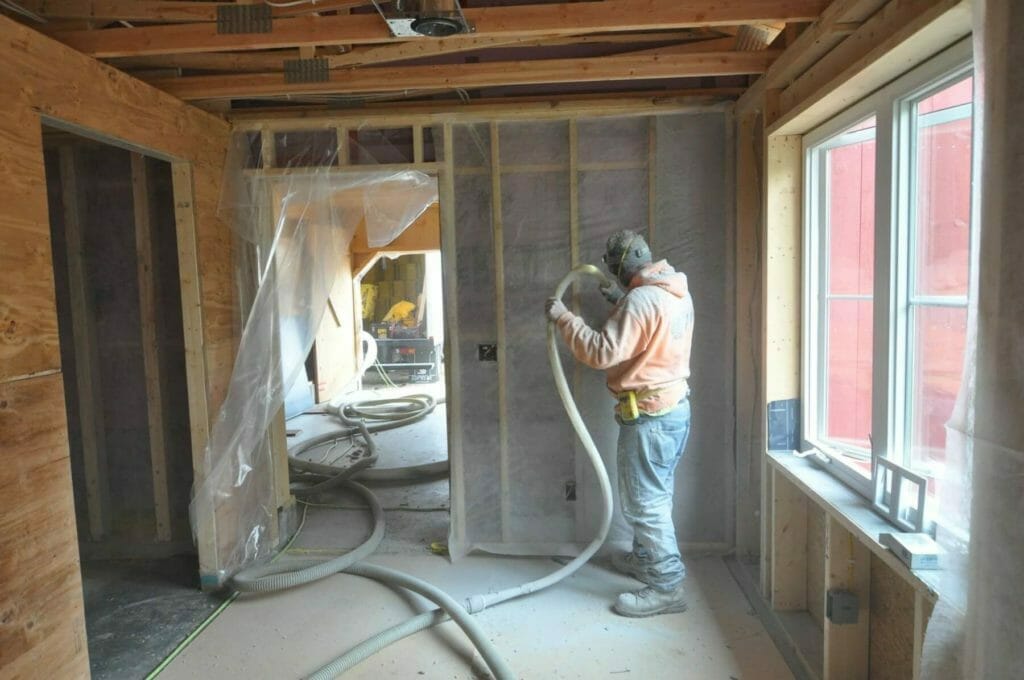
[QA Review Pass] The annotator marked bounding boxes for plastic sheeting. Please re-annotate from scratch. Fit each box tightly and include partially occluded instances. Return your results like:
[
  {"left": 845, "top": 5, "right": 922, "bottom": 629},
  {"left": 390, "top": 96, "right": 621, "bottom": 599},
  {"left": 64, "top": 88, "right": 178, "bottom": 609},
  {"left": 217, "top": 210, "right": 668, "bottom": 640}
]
[
  {"left": 920, "top": 1, "right": 1024, "bottom": 676},
  {"left": 192, "top": 132, "right": 436, "bottom": 583},
  {"left": 444, "top": 112, "right": 733, "bottom": 558}
]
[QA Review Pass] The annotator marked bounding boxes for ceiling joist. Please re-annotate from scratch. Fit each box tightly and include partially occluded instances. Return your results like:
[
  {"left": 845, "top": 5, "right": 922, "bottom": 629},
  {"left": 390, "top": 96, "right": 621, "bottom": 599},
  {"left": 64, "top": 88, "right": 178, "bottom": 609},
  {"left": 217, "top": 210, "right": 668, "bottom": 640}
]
[
  {"left": 149, "top": 50, "right": 781, "bottom": 100},
  {"left": 107, "top": 29, "right": 735, "bottom": 73},
  {"left": 54, "top": 0, "right": 829, "bottom": 58},
  {"left": 111, "top": 32, "right": 737, "bottom": 74},
  {"left": 14, "top": 0, "right": 368, "bottom": 23}
]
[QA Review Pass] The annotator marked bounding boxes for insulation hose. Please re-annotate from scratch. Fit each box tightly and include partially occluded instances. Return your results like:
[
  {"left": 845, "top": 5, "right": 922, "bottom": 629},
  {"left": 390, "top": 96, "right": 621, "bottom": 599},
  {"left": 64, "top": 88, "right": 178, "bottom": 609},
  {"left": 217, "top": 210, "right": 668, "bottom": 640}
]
[
  {"left": 303, "top": 265, "right": 616, "bottom": 678},
  {"left": 465, "top": 264, "right": 615, "bottom": 612},
  {"left": 287, "top": 394, "right": 444, "bottom": 496},
  {"left": 231, "top": 264, "right": 614, "bottom": 680}
]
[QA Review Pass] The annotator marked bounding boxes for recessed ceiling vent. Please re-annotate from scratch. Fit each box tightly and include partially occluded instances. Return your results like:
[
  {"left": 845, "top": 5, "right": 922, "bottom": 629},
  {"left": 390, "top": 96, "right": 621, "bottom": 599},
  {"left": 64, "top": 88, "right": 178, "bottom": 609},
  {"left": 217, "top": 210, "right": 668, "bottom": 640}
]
[{"left": 372, "top": 0, "right": 473, "bottom": 38}]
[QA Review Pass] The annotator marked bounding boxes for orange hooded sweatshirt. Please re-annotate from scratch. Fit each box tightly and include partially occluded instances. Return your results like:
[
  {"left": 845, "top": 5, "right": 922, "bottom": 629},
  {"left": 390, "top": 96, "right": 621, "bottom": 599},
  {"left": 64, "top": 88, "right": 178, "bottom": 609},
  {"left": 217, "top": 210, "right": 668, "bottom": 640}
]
[{"left": 554, "top": 260, "right": 694, "bottom": 416}]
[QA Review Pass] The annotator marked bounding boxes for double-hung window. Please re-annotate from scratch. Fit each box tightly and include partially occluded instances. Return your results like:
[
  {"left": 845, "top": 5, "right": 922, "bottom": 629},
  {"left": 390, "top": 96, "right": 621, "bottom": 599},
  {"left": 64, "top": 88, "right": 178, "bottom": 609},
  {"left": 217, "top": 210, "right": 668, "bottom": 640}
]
[{"left": 803, "top": 39, "right": 976, "bottom": 533}]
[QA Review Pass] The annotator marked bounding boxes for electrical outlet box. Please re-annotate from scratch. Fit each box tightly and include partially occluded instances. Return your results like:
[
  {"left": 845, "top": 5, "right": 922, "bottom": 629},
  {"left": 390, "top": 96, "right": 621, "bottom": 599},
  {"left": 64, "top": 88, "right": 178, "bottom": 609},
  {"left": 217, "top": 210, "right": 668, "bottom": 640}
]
[
  {"left": 826, "top": 589, "right": 859, "bottom": 624},
  {"left": 478, "top": 344, "right": 497, "bottom": 361}
]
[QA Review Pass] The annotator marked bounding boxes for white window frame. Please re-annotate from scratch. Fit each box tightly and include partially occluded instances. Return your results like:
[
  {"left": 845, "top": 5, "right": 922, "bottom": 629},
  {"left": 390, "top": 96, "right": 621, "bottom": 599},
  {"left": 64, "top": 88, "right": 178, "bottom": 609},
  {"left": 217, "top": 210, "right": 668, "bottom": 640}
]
[
  {"left": 801, "top": 38, "right": 974, "bottom": 505},
  {"left": 892, "top": 71, "right": 974, "bottom": 479}
]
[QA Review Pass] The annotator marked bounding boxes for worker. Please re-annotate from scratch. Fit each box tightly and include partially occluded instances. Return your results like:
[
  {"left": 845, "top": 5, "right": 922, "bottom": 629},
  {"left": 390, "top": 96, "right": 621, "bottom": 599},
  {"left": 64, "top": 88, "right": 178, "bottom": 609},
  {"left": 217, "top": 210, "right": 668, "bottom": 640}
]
[{"left": 545, "top": 229, "right": 694, "bottom": 618}]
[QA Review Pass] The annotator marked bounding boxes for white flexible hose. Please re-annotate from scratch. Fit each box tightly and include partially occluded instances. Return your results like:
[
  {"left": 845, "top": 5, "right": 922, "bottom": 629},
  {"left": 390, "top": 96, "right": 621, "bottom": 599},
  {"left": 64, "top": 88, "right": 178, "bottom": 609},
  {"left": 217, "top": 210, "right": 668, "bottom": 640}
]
[
  {"left": 233, "top": 265, "right": 616, "bottom": 679},
  {"left": 466, "top": 264, "right": 615, "bottom": 612},
  {"left": 328, "top": 331, "right": 378, "bottom": 405}
]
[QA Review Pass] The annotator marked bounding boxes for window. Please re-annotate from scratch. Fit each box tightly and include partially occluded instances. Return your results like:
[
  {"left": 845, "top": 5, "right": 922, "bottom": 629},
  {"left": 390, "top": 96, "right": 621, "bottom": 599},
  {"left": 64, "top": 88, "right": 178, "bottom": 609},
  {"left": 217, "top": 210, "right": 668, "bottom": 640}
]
[
  {"left": 811, "top": 116, "right": 877, "bottom": 477},
  {"left": 803, "top": 40, "right": 975, "bottom": 527}
]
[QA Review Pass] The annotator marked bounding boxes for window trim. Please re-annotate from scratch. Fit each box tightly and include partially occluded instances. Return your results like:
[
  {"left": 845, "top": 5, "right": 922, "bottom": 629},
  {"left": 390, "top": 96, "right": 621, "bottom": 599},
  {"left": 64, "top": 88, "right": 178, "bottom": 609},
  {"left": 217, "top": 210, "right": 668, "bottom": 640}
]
[{"left": 801, "top": 38, "right": 974, "bottom": 505}]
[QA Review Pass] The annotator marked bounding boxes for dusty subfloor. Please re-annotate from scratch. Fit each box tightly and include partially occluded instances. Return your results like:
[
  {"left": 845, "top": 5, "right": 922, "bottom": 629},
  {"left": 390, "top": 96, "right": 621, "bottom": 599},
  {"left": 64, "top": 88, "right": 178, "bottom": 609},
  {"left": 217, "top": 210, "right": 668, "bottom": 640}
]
[
  {"left": 159, "top": 383, "right": 793, "bottom": 679},
  {"left": 81, "top": 555, "right": 224, "bottom": 680}
]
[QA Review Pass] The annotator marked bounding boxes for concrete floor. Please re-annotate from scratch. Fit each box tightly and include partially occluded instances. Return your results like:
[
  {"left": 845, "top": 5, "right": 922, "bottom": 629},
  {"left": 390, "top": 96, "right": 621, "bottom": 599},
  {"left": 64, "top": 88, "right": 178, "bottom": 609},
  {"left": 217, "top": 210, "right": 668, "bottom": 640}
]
[
  {"left": 160, "top": 384, "right": 794, "bottom": 680},
  {"left": 82, "top": 555, "right": 224, "bottom": 679}
]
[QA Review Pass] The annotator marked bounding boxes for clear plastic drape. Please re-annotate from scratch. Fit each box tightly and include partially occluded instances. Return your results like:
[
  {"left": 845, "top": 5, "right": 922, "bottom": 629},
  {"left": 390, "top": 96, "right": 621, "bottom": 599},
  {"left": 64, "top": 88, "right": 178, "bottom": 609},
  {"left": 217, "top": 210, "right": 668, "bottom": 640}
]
[
  {"left": 191, "top": 132, "right": 436, "bottom": 583},
  {"left": 920, "top": 1, "right": 1024, "bottom": 676}
]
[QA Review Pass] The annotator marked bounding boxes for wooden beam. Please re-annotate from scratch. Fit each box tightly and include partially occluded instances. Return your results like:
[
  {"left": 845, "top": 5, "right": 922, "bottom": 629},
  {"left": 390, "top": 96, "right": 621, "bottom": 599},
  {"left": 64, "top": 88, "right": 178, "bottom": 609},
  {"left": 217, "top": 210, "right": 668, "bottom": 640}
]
[
  {"left": 734, "top": 109, "right": 766, "bottom": 560},
  {"left": 58, "top": 146, "right": 110, "bottom": 542},
  {"left": 735, "top": 23, "right": 786, "bottom": 50},
  {"left": 111, "top": 31, "right": 734, "bottom": 74},
  {"left": 759, "top": 0, "right": 888, "bottom": 91},
  {"left": 169, "top": 161, "right": 216, "bottom": 570},
  {"left": 55, "top": 0, "right": 829, "bottom": 58},
  {"left": 775, "top": 0, "right": 969, "bottom": 129},
  {"left": 823, "top": 515, "right": 871, "bottom": 680},
  {"left": 131, "top": 153, "right": 172, "bottom": 542},
  {"left": 229, "top": 89, "right": 739, "bottom": 128},
  {"left": 764, "top": 134, "right": 802, "bottom": 402},
  {"left": 489, "top": 122, "right": 510, "bottom": 542},
  {"left": 152, "top": 51, "right": 780, "bottom": 100},
  {"left": 18, "top": 0, "right": 368, "bottom": 23},
  {"left": 771, "top": 469, "right": 808, "bottom": 610},
  {"left": 620, "top": 36, "right": 739, "bottom": 57}
]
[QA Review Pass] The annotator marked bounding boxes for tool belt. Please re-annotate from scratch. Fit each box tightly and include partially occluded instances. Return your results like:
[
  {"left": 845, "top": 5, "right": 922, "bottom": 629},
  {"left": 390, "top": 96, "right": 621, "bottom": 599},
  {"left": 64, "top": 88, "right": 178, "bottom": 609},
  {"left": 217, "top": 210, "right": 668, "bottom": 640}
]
[{"left": 615, "top": 381, "right": 686, "bottom": 423}]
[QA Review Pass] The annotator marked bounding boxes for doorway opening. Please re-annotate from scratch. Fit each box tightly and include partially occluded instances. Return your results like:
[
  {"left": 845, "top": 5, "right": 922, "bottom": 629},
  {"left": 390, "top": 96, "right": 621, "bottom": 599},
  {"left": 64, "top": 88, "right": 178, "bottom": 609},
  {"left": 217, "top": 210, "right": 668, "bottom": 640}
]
[
  {"left": 42, "top": 126, "right": 221, "bottom": 679},
  {"left": 283, "top": 185, "right": 451, "bottom": 551}
]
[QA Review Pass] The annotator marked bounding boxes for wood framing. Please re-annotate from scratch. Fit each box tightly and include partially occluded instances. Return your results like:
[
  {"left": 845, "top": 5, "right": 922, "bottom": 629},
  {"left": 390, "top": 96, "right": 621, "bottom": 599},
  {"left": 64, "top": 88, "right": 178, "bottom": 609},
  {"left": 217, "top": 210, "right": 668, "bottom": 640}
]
[
  {"left": 439, "top": 121, "right": 466, "bottom": 555},
  {"left": 106, "top": 31, "right": 729, "bottom": 73},
  {"left": 131, "top": 152, "right": 173, "bottom": 542},
  {"left": 18, "top": 0, "right": 366, "bottom": 22},
  {"left": 255, "top": 125, "right": 293, "bottom": 520},
  {"left": 770, "top": 0, "right": 971, "bottom": 133},
  {"left": 151, "top": 51, "right": 780, "bottom": 101},
  {"left": 0, "top": 15, "right": 235, "bottom": 673},
  {"left": 772, "top": 470, "right": 809, "bottom": 610},
  {"left": 823, "top": 516, "right": 871, "bottom": 680},
  {"left": 54, "top": 0, "right": 828, "bottom": 57},
  {"left": 489, "top": 122, "right": 511, "bottom": 543},
  {"left": 758, "top": 0, "right": 887, "bottom": 93},
  {"left": 734, "top": 108, "right": 766, "bottom": 560},
  {"left": 229, "top": 91, "right": 738, "bottom": 129},
  {"left": 764, "top": 135, "right": 802, "bottom": 402},
  {"left": 57, "top": 146, "right": 111, "bottom": 543}
]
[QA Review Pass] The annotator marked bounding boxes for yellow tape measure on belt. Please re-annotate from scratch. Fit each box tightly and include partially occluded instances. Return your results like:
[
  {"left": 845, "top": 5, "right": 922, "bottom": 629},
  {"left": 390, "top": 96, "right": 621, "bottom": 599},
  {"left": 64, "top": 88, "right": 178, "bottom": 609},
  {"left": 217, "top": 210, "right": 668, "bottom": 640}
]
[{"left": 618, "top": 391, "right": 640, "bottom": 422}]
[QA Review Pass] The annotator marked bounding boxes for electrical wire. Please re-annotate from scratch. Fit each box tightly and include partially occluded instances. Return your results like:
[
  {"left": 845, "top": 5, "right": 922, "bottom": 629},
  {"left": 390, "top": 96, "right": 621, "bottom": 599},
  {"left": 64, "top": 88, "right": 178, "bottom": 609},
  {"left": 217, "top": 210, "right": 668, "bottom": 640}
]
[
  {"left": 0, "top": 0, "right": 46, "bottom": 22},
  {"left": 263, "top": 0, "right": 325, "bottom": 7}
]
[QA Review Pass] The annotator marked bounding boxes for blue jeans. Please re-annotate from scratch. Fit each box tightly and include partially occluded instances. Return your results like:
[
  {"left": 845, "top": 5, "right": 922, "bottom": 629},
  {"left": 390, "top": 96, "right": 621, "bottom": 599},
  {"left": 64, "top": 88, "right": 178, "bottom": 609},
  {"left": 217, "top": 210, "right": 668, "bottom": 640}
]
[{"left": 616, "top": 399, "right": 691, "bottom": 592}]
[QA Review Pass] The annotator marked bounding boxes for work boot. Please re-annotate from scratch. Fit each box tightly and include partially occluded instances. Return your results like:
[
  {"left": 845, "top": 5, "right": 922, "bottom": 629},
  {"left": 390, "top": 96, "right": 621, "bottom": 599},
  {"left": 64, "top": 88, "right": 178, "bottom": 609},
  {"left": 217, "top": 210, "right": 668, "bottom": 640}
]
[
  {"left": 613, "top": 585, "right": 688, "bottom": 618},
  {"left": 611, "top": 551, "right": 650, "bottom": 583}
]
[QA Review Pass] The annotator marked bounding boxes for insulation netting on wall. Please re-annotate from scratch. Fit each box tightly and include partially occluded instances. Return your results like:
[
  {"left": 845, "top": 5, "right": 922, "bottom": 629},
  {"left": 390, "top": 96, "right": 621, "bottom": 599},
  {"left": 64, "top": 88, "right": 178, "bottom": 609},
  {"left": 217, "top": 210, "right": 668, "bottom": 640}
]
[{"left": 442, "top": 112, "right": 735, "bottom": 559}]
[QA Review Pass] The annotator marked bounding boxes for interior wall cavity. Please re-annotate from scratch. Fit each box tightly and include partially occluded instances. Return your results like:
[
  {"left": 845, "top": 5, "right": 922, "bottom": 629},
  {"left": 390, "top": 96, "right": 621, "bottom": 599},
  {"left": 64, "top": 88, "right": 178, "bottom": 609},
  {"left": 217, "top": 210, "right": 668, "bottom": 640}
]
[
  {"left": 44, "top": 144, "right": 194, "bottom": 556},
  {"left": 448, "top": 111, "right": 734, "bottom": 557}
]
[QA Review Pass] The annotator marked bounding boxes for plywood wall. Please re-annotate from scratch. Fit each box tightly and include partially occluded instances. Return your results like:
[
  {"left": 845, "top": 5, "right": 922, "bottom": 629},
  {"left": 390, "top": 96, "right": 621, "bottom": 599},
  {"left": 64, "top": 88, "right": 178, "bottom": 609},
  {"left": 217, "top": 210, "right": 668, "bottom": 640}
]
[
  {"left": 869, "top": 554, "right": 917, "bottom": 680},
  {"left": 0, "top": 17, "right": 233, "bottom": 678}
]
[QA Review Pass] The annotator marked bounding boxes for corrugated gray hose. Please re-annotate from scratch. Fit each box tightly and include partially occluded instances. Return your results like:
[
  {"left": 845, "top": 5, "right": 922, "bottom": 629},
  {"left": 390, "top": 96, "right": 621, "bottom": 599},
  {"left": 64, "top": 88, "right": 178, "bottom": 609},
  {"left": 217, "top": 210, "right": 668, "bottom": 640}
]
[
  {"left": 287, "top": 395, "right": 447, "bottom": 497},
  {"left": 231, "top": 265, "right": 616, "bottom": 680}
]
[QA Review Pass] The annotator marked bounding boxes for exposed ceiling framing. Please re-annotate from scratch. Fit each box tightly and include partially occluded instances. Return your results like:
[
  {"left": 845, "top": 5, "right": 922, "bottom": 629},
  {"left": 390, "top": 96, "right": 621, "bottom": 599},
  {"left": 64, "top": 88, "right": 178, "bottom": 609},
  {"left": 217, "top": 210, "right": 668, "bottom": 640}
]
[{"left": 3, "top": 0, "right": 836, "bottom": 110}]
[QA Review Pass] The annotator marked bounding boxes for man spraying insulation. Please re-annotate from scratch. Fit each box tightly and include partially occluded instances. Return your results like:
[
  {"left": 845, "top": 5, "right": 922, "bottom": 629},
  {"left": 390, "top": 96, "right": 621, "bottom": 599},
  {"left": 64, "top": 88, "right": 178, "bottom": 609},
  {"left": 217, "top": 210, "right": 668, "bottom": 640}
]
[{"left": 545, "top": 229, "right": 694, "bottom": 618}]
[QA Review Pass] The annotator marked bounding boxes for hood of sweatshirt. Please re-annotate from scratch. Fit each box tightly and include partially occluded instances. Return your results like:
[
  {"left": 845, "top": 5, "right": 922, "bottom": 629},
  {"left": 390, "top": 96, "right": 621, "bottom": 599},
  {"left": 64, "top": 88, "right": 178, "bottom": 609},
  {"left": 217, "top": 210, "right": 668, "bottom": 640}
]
[{"left": 628, "top": 260, "right": 688, "bottom": 299}]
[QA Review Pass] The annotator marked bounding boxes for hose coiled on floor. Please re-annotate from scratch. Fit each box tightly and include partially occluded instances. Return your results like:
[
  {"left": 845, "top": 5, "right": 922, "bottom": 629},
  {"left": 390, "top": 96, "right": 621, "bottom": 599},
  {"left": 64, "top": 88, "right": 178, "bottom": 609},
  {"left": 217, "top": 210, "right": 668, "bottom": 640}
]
[
  {"left": 231, "top": 265, "right": 616, "bottom": 680},
  {"left": 287, "top": 394, "right": 444, "bottom": 497}
]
